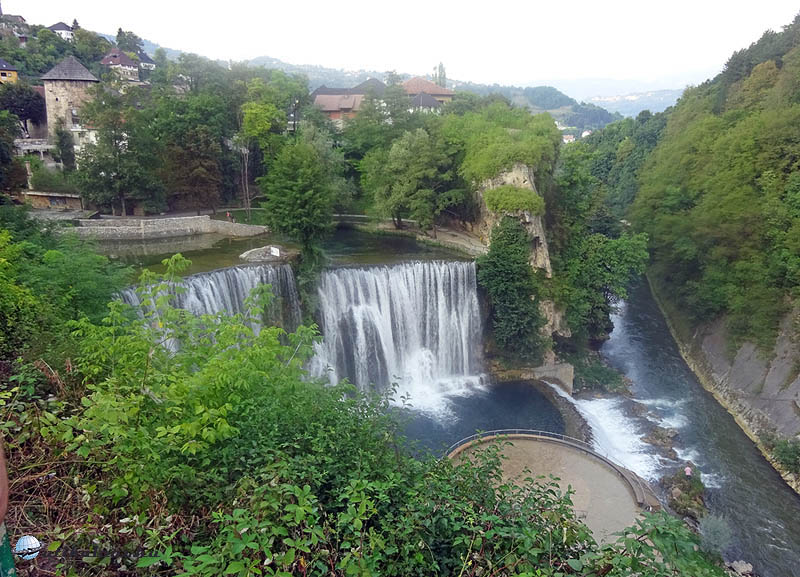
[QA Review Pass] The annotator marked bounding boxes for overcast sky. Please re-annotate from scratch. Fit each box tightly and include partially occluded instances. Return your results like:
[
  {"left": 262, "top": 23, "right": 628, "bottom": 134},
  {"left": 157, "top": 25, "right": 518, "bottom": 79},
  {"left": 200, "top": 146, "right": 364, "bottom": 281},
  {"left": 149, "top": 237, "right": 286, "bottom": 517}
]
[{"left": 8, "top": 1, "right": 800, "bottom": 97}]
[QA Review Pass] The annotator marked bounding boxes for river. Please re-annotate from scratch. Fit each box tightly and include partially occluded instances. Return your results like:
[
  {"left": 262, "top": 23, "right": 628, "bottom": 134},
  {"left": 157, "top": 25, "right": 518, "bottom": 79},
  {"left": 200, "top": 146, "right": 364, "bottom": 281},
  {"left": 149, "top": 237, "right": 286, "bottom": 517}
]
[{"left": 591, "top": 281, "right": 800, "bottom": 576}]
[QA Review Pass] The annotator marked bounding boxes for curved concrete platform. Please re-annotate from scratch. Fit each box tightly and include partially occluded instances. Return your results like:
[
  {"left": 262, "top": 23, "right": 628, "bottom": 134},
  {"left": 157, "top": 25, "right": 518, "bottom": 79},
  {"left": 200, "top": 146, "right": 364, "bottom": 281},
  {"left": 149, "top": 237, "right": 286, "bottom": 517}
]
[{"left": 448, "top": 430, "right": 659, "bottom": 544}]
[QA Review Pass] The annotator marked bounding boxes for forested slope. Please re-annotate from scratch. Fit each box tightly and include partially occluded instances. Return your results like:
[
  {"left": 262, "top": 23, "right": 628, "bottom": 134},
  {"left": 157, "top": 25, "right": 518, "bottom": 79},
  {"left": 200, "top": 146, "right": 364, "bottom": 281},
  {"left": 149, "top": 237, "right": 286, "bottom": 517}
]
[{"left": 562, "top": 14, "right": 800, "bottom": 474}]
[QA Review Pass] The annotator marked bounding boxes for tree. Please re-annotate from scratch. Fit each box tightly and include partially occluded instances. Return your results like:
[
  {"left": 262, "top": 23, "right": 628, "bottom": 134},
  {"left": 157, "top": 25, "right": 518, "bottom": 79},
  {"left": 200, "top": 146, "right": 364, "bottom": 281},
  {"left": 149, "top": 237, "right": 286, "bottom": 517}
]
[
  {"left": 240, "top": 100, "right": 284, "bottom": 157},
  {"left": 72, "top": 28, "right": 112, "bottom": 67},
  {"left": 53, "top": 121, "right": 76, "bottom": 171},
  {"left": 0, "top": 82, "right": 45, "bottom": 135},
  {"left": 477, "top": 216, "right": 549, "bottom": 363},
  {"left": 76, "top": 86, "right": 164, "bottom": 215},
  {"left": 434, "top": 62, "right": 447, "bottom": 88},
  {"left": 115, "top": 28, "right": 143, "bottom": 53},
  {"left": 0, "top": 111, "right": 25, "bottom": 192},
  {"left": 298, "top": 122, "right": 353, "bottom": 212},
  {"left": 260, "top": 141, "right": 334, "bottom": 247},
  {"left": 163, "top": 126, "right": 222, "bottom": 211},
  {"left": 362, "top": 127, "right": 453, "bottom": 233}
]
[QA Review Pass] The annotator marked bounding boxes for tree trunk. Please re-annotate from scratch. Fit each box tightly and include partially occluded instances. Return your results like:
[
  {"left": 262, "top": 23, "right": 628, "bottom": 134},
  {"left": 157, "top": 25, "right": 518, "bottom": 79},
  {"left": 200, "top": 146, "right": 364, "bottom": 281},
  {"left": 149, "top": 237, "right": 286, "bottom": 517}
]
[{"left": 120, "top": 195, "right": 127, "bottom": 217}]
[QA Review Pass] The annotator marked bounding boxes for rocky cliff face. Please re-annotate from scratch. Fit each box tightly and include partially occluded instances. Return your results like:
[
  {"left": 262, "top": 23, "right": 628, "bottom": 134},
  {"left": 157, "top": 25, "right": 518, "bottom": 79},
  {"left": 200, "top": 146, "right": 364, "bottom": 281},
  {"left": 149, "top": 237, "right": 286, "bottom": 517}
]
[
  {"left": 476, "top": 163, "right": 573, "bottom": 388},
  {"left": 694, "top": 308, "right": 800, "bottom": 438},
  {"left": 655, "top": 283, "right": 800, "bottom": 490},
  {"left": 475, "top": 163, "right": 553, "bottom": 278}
]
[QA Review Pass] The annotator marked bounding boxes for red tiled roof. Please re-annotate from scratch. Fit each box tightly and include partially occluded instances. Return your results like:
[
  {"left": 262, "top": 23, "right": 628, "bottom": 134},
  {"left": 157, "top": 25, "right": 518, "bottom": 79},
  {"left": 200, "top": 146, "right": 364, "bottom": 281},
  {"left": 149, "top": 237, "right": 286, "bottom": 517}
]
[{"left": 402, "top": 77, "right": 454, "bottom": 96}]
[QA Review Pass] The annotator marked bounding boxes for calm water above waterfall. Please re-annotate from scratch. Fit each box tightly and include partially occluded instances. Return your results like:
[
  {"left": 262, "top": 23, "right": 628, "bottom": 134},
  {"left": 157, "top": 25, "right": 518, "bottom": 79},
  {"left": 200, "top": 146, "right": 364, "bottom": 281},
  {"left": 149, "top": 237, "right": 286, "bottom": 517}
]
[{"left": 594, "top": 282, "right": 800, "bottom": 577}]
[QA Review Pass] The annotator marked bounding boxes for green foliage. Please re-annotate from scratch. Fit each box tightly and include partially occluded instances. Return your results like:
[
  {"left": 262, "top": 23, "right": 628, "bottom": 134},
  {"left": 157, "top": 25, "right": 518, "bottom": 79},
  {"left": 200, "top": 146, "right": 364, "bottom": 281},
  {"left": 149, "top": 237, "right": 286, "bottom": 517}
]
[
  {"left": 361, "top": 127, "right": 454, "bottom": 231},
  {"left": 54, "top": 121, "right": 77, "bottom": 171},
  {"left": 115, "top": 28, "right": 144, "bottom": 54},
  {"left": 0, "top": 110, "right": 25, "bottom": 192},
  {"left": 442, "top": 102, "right": 562, "bottom": 184},
  {"left": 260, "top": 141, "right": 334, "bottom": 248},
  {"left": 632, "top": 38, "right": 800, "bottom": 349},
  {"left": 0, "top": 81, "right": 45, "bottom": 134},
  {"left": 0, "top": 25, "right": 110, "bottom": 78},
  {"left": 663, "top": 467, "right": 707, "bottom": 520},
  {"left": 0, "top": 205, "right": 130, "bottom": 367},
  {"left": 524, "top": 85, "right": 576, "bottom": 109},
  {"left": 30, "top": 162, "right": 78, "bottom": 194},
  {"left": 565, "top": 351, "right": 627, "bottom": 393},
  {"left": 550, "top": 141, "right": 649, "bottom": 342},
  {"left": 477, "top": 217, "right": 548, "bottom": 363},
  {"left": 770, "top": 437, "right": 800, "bottom": 474},
  {"left": 484, "top": 184, "right": 545, "bottom": 215},
  {"left": 76, "top": 85, "right": 165, "bottom": 214}
]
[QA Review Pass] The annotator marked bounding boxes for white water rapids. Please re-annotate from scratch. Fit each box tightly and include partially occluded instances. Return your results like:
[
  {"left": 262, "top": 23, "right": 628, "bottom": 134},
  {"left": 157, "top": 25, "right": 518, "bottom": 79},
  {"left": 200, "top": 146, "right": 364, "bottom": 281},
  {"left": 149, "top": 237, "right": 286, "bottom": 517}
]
[{"left": 308, "top": 261, "right": 486, "bottom": 412}]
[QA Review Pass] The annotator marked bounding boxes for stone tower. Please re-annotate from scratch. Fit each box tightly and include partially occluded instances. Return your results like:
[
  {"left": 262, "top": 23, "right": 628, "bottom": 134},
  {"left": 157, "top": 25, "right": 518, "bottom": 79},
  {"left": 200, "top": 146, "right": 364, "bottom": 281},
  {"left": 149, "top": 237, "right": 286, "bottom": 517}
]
[{"left": 40, "top": 56, "right": 99, "bottom": 143}]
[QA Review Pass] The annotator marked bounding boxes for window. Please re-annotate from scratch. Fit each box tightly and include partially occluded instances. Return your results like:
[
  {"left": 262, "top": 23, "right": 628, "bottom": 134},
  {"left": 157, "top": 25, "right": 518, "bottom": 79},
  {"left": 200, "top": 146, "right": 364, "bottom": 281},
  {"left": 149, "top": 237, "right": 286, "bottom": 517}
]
[{"left": 1, "top": 73, "right": 6, "bottom": 77}]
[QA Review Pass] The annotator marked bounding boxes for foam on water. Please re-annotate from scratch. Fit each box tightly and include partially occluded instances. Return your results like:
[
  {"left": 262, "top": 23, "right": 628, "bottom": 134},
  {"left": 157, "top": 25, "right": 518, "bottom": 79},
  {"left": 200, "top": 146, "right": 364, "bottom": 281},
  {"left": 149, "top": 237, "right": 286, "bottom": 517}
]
[
  {"left": 309, "top": 261, "right": 486, "bottom": 415},
  {"left": 546, "top": 383, "right": 661, "bottom": 480}
]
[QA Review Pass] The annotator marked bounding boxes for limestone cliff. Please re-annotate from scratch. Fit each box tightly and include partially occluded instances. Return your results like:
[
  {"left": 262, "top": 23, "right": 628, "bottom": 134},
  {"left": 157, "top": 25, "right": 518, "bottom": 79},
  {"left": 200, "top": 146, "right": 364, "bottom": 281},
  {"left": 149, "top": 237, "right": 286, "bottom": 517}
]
[
  {"left": 653, "top": 281, "right": 800, "bottom": 491},
  {"left": 475, "top": 163, "right": 553, "bottom": 278},
  {"left": 476, "top": 163, "right": 570, "bottom": 339},
  {"left": 476, "top": 163, "right": 573, "bottom": 388}
]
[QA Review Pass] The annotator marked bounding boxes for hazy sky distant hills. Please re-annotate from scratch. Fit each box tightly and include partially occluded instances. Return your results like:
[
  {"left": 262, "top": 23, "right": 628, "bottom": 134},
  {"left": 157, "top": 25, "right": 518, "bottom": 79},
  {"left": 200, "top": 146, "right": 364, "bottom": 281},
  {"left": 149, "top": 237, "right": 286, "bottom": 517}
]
[{"left": 588, "top": 89, "right": 685, "bottom": 116}]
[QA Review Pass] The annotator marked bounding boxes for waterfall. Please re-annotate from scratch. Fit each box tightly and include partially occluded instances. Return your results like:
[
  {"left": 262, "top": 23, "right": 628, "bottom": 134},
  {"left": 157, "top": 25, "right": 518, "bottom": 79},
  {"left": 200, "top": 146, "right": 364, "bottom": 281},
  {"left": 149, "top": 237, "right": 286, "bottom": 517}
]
[
  {"left": 119, "top": 264, "right": 302, "bottom": 332},
  {"left": 309, "top": 261, "right": 486, "bottom": 411}
]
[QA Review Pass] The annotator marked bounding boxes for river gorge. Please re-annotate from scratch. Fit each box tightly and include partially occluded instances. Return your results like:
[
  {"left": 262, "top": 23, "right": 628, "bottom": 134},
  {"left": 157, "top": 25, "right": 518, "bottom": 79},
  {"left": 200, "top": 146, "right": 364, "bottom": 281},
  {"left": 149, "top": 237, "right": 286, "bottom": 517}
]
[{"left": 111, "top": 229, "right": 800, "bottom": 577}]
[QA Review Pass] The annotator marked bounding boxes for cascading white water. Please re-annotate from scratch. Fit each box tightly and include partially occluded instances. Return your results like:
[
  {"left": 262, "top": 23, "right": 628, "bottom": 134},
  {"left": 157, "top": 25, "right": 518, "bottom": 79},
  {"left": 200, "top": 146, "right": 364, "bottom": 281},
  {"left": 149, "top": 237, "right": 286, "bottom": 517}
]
[
  {"left": 119, "top": 264, "right": 302, "bottom": 331},
  {"left": 308, "top": 261, "right": 486, "bottom": 412}
]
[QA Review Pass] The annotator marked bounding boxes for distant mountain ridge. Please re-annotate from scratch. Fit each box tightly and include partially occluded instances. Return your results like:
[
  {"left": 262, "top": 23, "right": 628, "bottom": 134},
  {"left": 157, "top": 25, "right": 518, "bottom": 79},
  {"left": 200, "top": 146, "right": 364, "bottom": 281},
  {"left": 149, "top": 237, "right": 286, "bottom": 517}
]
[
  {"left": 247, "top": 55, "right": 622, "bottom": 131},
  {"left": 588, "top": 89, "right": 684, "bottom": 116}
]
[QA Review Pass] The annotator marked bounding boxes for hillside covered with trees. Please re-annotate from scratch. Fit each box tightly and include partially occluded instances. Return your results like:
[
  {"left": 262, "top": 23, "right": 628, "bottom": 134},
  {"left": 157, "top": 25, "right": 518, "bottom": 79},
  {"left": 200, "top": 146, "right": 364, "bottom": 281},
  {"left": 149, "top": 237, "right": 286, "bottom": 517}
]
[{"left": 555, "top": 14, "right": 800, "bottom": 474}]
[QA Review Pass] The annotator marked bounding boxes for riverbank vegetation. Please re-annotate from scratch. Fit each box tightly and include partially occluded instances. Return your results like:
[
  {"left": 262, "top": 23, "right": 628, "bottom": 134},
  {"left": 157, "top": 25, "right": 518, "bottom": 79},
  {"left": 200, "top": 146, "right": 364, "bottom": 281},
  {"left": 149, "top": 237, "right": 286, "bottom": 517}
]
[{"left": 583, "top": 15, "right": 800, "bottom": 351}]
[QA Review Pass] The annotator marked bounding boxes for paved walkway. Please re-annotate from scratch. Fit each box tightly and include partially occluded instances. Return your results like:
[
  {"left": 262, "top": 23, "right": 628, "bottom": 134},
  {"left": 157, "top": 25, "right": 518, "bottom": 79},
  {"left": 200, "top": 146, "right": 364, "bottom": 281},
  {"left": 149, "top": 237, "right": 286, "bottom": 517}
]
[{"left": 449, "top": 433, "right": 656, "bottom": 544}]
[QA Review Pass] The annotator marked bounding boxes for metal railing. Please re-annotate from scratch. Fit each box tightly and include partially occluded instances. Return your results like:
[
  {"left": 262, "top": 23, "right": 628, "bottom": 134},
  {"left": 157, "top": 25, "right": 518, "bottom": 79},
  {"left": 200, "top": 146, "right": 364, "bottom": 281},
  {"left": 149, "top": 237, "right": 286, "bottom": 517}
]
[{"left": 445, "top": 429, "right": 653, "bottom": 508}]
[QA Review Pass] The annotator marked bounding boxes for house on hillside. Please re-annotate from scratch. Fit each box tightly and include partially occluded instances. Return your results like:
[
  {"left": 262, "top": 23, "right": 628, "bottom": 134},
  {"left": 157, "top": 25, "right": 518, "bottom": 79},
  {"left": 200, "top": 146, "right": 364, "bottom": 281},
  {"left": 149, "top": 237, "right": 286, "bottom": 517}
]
[
  {"left": 311, "top": 78, "right": 386, "bottom": 127},
  {"left": 1, "top": 14, "right": 25, "bottom": 26},
  {"left": 101, "top": 48, "right": 140, "bottom": 82},
  {"left": 410, "top": 92, "right": 441, "bottom": 112},
  {"left": 47, "top": 22, "right": 74, "bottom": 41},
  {"left": 0, "top": 57, "right": 17, "bottom": 83},
  {"left": 137, "top": 51, "right": 156, "bottom": 70},
  {"left": 40, "top": 56, "right": 99, "bottom": 147},
  {"left": 402, "top": 77, "right": 454, "bottom": 104}
]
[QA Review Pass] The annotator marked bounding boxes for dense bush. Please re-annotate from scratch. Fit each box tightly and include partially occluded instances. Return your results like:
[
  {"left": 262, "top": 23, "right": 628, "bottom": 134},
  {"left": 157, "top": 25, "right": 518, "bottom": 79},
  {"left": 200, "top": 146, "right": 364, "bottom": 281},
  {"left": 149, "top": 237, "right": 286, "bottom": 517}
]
[
  {"left": 484, "top": 184, "right": 545, "bottom": 215},
  {"left": 772, "top": 438, "right": 800, "bottom": 474},
  {"left": 30, "top": 164, "right": 80, "bottom": 194},
  {"left": 477, "top": 216, "right": 548, "bottom": 363},
  {"left": 442, "top": 102, "right": 562, "bottom": 184},
  {"left": 0, "top": 205, "right": 129, "bottom": 368}
]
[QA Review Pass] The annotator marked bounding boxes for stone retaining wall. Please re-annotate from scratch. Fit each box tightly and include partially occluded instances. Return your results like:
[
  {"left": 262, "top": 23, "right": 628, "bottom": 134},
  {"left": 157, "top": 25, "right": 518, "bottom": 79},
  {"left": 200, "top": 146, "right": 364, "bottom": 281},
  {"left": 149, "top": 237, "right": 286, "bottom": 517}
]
[{"left": 73, "top": 215, "right": 267, "bottom": 239}]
